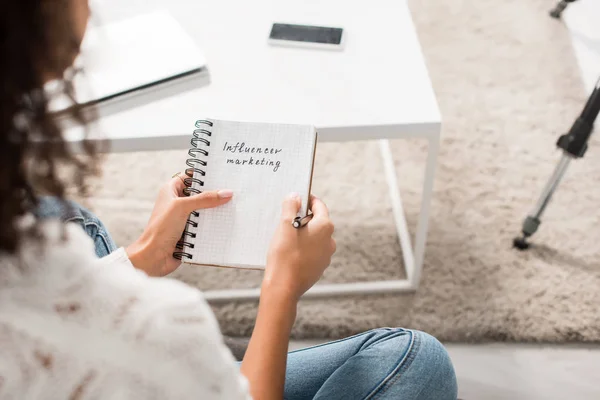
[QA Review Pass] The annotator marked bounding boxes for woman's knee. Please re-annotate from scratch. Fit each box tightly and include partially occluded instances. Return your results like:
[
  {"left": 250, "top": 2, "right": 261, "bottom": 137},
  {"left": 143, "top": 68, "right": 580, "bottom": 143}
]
[
  {"left": 409, "top": 330, "right": 458, "bottom": 400},
  {"left": 35, "top": 196, "right": 116, "bottom": 257},
  {"left": 364, "top": 328, "right": 457, "bottom": 399},
  {"left": 35, "top": 196, "right": 88, "bottom": 222}
]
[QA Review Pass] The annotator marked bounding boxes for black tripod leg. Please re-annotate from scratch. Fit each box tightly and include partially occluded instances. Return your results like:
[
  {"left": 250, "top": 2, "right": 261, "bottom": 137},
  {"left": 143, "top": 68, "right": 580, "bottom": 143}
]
[
  {"left": 514, "top": 77, "right": 600, "bottom": 250},
  {"left": 550, "top": 0, "right": 578, "bottom": 19}
]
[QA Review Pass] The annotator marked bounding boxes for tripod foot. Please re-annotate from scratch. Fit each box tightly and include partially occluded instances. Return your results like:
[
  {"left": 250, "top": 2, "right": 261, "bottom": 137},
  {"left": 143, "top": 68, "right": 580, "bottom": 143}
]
[
  {"left": 513, "top": 216, "right": 540, "bottom": 250},
  {"left": 513, "top": 236, "right": 530, "bottom": 250}
]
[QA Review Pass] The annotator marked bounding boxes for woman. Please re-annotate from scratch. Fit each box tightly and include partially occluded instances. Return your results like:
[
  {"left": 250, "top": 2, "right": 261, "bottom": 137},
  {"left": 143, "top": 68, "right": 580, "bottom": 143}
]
[{"left": 0, "top": 1, "right": 457, "bottom": 399}]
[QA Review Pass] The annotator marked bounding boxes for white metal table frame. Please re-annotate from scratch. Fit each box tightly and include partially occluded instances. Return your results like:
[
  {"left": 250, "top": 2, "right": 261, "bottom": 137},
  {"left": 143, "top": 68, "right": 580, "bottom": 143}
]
[{"left": 201, "top": 131, "right": 440, "bottom": 303}]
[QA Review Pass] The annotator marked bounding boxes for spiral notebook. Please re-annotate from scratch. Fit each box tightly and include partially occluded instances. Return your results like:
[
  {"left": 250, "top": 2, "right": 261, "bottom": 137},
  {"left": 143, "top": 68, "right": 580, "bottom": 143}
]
[{"left": 174, "top": 119, "right": 318, "bottom": 269}]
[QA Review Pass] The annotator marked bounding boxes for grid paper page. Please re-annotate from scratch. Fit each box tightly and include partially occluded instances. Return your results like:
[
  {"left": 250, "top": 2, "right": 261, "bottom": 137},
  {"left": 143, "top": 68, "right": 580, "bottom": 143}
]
[{"left": 187, "top": 119, "right": 316, "bottom": 269}]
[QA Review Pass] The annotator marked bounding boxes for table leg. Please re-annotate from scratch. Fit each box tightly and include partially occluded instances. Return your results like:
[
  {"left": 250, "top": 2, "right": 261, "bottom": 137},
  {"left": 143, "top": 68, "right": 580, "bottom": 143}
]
[
  {"left": 378, "top": 133, "right": 439, "bottom": 288},
  {"left": 379, "top": 139, "right": 415, "bottom": 284},
  {"left": 413, "top": 132, "right": 440, "bottom": 288}
]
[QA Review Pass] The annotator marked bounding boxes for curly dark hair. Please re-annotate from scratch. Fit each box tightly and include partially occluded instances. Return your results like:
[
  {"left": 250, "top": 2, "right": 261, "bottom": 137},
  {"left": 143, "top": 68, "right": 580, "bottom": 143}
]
[{"left": 0, "top": 0, "right": 99, "bottom": 253}]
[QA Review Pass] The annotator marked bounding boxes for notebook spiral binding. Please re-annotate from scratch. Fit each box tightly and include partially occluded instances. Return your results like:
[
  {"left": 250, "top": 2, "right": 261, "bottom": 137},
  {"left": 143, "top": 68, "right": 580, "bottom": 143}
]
[{"left": 173, "top": 119, "right": 213, "bottom": 260}]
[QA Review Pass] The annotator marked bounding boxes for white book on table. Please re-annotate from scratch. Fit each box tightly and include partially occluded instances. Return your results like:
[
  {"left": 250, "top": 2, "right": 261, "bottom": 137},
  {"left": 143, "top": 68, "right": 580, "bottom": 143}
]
[
  {"left": 50, "top": 10, "right": 208, "bottom": 116},
  {"left": 175, "top": 119, "right": 318, "bottom": 270}
]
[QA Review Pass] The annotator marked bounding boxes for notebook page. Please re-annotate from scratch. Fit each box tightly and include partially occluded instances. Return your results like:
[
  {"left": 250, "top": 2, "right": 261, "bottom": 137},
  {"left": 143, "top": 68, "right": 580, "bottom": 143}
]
[{"left": 187, "top": 119, "right": 316, "bottom": 269}]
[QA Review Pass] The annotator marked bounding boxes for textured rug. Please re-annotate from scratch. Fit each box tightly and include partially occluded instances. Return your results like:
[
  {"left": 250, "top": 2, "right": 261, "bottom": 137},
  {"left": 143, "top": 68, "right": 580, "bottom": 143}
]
[{"left": 82, "top": 0, "right": 600, "bottom": 342}]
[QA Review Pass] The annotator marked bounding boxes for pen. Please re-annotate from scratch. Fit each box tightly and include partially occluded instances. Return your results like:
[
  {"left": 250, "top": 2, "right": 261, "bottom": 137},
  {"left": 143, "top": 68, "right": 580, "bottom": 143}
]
[{"left": 292, "top": 214, "right": 313, "bottom": 229}]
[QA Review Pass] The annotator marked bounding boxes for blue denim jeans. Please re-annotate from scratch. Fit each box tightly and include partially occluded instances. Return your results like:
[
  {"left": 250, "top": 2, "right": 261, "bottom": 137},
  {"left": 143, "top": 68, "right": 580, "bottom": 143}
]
[
  {"left": 36, "top": 197, "right": 458, "bottom": 400},
  {"left": 284, "top": 328, "right": 457, "bottom": 399},
  {"left": 34, "top": 196, "right": 117, "bottom": 257}
]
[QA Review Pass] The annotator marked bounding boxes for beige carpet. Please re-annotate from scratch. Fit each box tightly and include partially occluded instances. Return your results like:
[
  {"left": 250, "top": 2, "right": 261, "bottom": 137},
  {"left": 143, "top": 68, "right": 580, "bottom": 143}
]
[{"left": 83, "top": 0, "right": 600, "bottom": 342}]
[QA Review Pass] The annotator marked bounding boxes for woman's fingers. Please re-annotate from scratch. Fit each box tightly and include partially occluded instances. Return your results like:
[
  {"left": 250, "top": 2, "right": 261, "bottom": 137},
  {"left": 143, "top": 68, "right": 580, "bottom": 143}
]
[
  {"left": 307, "top": 195, "right": 334, "bottom": 236},
  {"left": 177, "top": 189, "right": 233, "bottom": 213},
  {"left": 168, "top": 173, "right": 233, "bottom": 212},
  {"left": 170, "top": 173, "right": 188, "bottom": 197},
  {"left": 309, "top": 195, "right": 329, "bottom": 219},
  {"left": 281, "top": 193, "right": 302, "bottom": 222}
]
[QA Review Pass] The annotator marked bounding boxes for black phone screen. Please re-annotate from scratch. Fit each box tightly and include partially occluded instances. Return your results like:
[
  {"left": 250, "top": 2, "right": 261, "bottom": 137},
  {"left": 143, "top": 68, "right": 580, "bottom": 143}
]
[{"left": 269, "top": 23, "right": 343, "bottom": 45}]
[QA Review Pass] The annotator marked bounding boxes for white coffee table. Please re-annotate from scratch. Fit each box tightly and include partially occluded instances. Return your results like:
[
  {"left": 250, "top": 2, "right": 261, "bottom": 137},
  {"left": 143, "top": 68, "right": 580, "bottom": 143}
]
[{"left": 76, "top": 0, "right": 441, "bottom": 301}]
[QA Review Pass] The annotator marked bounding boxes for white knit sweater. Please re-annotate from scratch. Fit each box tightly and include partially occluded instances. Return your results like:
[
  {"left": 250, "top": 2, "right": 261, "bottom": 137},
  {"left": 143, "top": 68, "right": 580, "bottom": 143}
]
[{"left": 0, "top": 219, "right": 250, "bottom": 399}]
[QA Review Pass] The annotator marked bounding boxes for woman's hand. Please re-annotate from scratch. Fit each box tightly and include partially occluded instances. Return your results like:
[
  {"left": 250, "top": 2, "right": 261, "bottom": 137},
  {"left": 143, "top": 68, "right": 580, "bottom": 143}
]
[
  {"left": 263, "top": 193, "right": 336, "bottom": 301},
  {"left": 126, "top": 175, "right": 233, "bottom": 277},
  {"left": 241, "top": 193, "right": 335, "bottom": 400}
]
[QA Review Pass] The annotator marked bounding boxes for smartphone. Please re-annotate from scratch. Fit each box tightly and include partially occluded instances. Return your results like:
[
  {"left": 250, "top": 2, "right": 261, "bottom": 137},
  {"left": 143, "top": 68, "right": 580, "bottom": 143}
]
[{"left": 268, "top": 23, "right": 345, "bottom": 50}]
